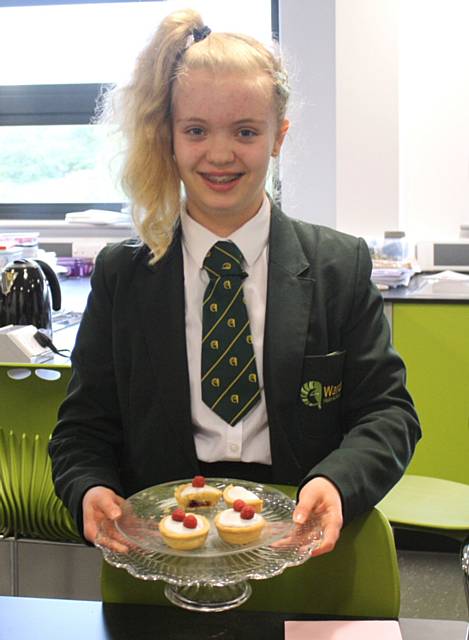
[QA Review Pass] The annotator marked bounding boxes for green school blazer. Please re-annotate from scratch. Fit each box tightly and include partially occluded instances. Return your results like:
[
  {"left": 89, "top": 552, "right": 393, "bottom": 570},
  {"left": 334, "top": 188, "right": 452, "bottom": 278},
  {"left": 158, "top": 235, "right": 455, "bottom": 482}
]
[{"left": 49, "top": 205, "right": 421, "bottom": 537}]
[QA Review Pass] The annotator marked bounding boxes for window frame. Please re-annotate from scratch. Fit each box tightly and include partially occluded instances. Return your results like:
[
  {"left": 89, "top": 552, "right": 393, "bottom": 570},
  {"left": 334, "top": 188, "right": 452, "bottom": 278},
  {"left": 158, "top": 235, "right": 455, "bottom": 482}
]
[
  {"left": 0, "top": 83, "right": 123, "bottom": 220},
  {"left": 0, "top": 0, "right": 279, "bottom": 220}
]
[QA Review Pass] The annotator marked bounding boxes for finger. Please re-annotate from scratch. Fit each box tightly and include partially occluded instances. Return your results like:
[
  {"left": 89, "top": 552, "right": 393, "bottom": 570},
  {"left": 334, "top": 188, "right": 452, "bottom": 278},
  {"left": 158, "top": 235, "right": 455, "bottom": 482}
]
[
  {"left": 270, "top": 534, "right": 295, "bottom": 549},
  {"left": 83, "top": 519, "right": 99, "bottom": 545},
  {"left": 309, "top": 521, "right": 341, "bottom": 557},
  {"left": 93, "top": 512, "right": 130, "bottom": 553},
  {"left": 83, "top": 503, "right": 101, "bottom": 544},
  {"left": 95, "top": 531, "right": 129, "bottom": 554}
]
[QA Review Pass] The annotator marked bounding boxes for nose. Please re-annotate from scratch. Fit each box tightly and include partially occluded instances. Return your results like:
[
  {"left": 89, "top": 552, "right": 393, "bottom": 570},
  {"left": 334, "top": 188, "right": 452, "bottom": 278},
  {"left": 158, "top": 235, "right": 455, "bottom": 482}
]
[{"left": 205, "top": 133, "right": 235, "bottom": 166}]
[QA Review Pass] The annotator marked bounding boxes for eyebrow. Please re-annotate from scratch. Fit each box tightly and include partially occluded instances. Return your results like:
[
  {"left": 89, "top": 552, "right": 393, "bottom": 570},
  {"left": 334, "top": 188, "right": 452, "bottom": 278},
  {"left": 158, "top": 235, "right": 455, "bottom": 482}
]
[{"left": 175, "top": 118, "right": 267, "bottom": 125}]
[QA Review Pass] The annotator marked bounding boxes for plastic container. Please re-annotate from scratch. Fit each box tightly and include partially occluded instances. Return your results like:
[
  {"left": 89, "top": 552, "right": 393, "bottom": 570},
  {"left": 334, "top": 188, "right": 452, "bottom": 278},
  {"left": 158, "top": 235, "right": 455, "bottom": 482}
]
[
  {"left": 56, "top": 256, "right": 94, "bottom": 278},
  {"left": 383, "top": 231, "right": 408, "bottom": 262},
  {"left": 367, "top": 232, "right": 409, "bottom": 263}
]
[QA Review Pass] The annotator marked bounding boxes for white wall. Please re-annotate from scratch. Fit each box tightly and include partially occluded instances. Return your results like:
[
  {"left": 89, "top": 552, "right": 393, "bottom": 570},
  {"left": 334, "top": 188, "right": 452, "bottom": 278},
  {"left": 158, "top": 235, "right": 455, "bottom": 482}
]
[
  {"left": 399, "top": 0, "right": 469, "bottom": 241},
  {"left": 279, "top": 0, "right": 337, "bottom": 227},
  {"left": 335, "top": 0, "right": 399, "bottom": 237},
  {"left": 281, "top": 0, "right": 469, "bottom": 244}
]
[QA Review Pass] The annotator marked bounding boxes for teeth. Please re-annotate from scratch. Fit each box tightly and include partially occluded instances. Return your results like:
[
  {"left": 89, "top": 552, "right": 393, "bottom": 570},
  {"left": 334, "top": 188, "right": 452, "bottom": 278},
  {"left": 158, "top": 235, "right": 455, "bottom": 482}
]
[{"left": 205, "top": 174, "right": 240, "bottom": 184}]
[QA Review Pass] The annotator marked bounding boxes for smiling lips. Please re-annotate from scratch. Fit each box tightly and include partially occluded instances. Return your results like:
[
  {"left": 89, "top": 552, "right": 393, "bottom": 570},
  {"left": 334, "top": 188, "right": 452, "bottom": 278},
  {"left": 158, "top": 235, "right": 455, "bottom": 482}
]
[{"left": 200, "top": 172, "right": 244, "bottom": 191}]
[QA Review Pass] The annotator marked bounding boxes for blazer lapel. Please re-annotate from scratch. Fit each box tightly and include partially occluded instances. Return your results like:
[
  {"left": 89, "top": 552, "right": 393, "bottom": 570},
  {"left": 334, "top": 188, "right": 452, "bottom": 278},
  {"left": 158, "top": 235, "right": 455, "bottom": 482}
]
[
  {"left": 264, "top": 206, "right": 316, "bottom": 482},
  {"left": 136, "top": 235, "right": 198, "bottom": 470}
]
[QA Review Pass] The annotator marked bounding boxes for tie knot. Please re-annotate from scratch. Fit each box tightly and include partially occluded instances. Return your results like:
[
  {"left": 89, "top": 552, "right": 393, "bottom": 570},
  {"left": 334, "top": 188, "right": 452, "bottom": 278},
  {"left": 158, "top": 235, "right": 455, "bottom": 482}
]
[{"left": 203, "top": 241, "right": 246, "bottom": 279}]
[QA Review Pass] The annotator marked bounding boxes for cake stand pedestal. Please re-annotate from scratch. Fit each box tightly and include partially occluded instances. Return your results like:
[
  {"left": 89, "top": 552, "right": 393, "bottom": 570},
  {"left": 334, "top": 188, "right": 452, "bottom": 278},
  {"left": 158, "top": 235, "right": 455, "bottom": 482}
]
[{"left": 164, "top": 582, "right": 252, "bottom": 612}]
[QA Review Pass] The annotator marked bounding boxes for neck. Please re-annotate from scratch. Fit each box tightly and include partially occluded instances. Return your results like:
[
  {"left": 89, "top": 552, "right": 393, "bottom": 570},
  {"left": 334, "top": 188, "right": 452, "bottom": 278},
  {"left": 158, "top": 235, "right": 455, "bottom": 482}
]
[{"left": 186, "top": 197, "right": 265, "bottom": 238}]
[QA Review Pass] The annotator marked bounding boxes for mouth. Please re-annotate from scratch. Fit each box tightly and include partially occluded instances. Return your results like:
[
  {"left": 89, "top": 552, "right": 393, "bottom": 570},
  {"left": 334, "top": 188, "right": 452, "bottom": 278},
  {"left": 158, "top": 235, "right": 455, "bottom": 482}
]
[
  {"left": 200, "top": 172, "right": 244, "bottom": 185},
  {"left": 198, "top": 172, "right": 244, "bottom": 193}
]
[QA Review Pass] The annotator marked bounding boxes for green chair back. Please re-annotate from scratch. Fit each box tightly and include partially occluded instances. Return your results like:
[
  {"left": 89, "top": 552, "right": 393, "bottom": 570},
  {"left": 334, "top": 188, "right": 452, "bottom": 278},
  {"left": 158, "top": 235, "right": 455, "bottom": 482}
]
[
  {"left": 377, "top": 474, "right": 469, "bottom": 543},
  {"left": 0, "top": 363, "right": 70, "bottom": 440},
  {"left": 0, "top": 363, "right": 80, "bottom": 541},
  {"left": 102, "top": 487, "right": 400, "bottom": 618}
]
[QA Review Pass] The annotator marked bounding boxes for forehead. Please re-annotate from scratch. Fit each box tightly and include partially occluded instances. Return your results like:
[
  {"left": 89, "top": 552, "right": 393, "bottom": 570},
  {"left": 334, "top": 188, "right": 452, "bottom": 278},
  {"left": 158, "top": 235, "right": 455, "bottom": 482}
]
[{"left": 172, "top": 69, "right": 275, "bottom": 122}]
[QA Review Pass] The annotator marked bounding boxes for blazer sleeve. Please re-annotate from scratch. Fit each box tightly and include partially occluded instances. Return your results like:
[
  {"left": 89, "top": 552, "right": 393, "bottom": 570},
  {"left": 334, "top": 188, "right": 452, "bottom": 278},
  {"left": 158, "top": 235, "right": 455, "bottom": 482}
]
[
  {"left": 49, "top": 247, "right": 124, "bottom": 536},
  {"left": 300, "top": 238, "right": 421, "bottom": 524}
]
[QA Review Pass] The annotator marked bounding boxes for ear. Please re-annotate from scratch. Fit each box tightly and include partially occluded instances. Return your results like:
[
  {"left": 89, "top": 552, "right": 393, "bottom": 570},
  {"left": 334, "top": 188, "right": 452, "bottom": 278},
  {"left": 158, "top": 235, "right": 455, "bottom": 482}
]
[{"left": 271, "top": 119, "right": 290, "bottom": 157}]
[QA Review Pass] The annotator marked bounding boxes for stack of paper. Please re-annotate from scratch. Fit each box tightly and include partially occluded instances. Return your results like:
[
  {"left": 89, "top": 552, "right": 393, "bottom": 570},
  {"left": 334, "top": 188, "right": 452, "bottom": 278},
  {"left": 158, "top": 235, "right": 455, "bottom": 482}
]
[
  {"left": 285, "top": 619, "right": 403, "bottom": 639},
  {"left": 371, "top": 259, "right": 416, "bottom": 289},
  {"left": 65, "top": 209, "right": 130, "bottom": 226}
]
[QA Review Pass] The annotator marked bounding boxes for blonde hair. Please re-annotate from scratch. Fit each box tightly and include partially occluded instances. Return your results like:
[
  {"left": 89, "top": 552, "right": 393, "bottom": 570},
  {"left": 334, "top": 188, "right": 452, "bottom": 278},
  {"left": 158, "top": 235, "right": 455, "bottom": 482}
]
[{"left": 99, "top": 9, "right": 289, "bottom": 263}]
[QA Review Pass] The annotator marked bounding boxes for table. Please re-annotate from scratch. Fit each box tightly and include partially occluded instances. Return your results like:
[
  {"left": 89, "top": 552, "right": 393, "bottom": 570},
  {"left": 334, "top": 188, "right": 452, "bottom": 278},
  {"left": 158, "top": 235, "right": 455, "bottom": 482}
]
[{"left": 0, "top": 597, "right": 467, "bottom": 640}]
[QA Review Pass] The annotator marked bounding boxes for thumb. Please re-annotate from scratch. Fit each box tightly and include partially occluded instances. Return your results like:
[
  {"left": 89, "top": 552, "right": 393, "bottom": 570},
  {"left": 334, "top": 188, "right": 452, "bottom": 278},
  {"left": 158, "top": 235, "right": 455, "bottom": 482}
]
[
  {"left": 89, "top": 488, "right": 123, "bottom": 520},
  {"left": 293, "top": 488, "right": 318, "bottom": 525},
  {"left": 101, "top": 495, "right": 122, "bottom": 520}
]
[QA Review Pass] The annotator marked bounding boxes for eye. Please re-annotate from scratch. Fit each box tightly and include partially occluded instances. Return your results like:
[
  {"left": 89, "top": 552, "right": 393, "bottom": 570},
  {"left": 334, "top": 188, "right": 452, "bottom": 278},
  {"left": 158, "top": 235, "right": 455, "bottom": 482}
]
[
  {"left": 186, "top": 126, "right": 205, "bottom": 137},
  {"left": 238, "top": 129, "right": 257, "bottom": 139}
]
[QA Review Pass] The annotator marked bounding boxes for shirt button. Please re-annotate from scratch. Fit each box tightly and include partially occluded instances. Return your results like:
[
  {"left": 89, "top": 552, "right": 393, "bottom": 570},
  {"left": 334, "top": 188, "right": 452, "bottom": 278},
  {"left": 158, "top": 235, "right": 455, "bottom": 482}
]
[{"left": 229, "top": 443, "right": 239, "bottom": 454}]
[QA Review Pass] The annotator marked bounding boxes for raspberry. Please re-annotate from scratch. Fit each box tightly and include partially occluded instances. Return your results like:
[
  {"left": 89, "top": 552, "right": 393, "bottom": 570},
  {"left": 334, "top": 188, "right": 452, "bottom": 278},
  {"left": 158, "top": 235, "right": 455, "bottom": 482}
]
[
  {"left": 233, "top": 499, "right": 246, "bottom": 512},
  {"left": 240, "top": 506, "right": 255, "bottom": 520},
  {"left": 192, "top": 475, "right": 205, "bottom": 488},
  {"left": 183, "top": 514, "right": 198, "bottom": 529},
  {"left": 171, "top": 508, "right": 185, "bottom": 522}
]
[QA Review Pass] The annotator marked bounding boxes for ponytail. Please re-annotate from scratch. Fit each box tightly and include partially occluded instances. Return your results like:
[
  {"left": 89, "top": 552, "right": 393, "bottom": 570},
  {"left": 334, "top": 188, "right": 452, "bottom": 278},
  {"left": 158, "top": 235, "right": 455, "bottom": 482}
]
[
  {"left": 99, "top": 10, "right": 204, "bottom": 263},
  {"left": 98, "top": 10, "right": 289, "bottom": 263}
]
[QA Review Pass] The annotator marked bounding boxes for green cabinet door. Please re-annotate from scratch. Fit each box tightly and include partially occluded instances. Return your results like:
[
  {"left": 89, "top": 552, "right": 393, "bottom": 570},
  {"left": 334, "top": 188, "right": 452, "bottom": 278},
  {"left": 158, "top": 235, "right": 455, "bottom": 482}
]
[{"left": 393, "top": 303, "right": 469, "bottom": 483}]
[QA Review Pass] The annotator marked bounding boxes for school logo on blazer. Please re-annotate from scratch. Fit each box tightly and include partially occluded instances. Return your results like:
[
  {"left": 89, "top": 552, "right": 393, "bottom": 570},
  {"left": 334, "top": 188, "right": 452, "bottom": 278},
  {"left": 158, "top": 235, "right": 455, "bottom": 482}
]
[{"left": 300, "top": 380, "right": 342, "bottom": 409}]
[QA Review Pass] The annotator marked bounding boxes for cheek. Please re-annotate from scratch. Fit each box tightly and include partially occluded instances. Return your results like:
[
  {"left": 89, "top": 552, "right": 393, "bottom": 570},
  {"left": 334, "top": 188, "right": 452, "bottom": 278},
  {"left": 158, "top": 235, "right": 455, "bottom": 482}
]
[
  {"left": 173, "top": 141, "right": 201, "bottom": 172},
  {"left": 251, "top": 146, "right": 274, "bottom": 174}
]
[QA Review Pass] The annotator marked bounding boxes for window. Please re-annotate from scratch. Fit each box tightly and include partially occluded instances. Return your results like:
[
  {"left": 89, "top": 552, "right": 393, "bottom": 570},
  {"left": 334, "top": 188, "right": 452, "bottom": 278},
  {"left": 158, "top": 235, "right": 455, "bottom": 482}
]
[{"left": 0, "top": 0, "right": 275, "bottom": 220}]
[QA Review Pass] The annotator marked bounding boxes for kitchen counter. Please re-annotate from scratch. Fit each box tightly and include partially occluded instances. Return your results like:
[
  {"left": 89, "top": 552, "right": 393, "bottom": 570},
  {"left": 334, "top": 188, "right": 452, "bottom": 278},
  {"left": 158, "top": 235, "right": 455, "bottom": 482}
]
[
  {"left": 382, "top": 273, "right": 469, "bottom": 302},
  {"left": 20, "top": 271, "right": 469, "bottom": 366},
  {"left": 58, "top": 272, "right": 469, "bottom": 310}
]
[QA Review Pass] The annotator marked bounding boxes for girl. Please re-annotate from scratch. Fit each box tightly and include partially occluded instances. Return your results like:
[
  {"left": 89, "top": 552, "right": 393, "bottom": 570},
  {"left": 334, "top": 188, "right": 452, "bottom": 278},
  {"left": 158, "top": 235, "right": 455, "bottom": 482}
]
[{"left": 49, "top": 9, "right": 420, "bottom": 556}]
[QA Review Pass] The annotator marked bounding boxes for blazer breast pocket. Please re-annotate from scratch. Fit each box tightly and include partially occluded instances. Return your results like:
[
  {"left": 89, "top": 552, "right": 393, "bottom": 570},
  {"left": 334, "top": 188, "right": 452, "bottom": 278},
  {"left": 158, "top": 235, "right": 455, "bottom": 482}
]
[{"left": 297, "top": 351, "right": 346, "bottom": 440}]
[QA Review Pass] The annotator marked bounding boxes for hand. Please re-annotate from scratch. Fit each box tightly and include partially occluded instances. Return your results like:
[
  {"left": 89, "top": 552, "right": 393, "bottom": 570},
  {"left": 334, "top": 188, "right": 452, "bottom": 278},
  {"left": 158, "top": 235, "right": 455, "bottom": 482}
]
[
  {"left": 82, "top": 486, "right": 128, "bottom": 553},
  {"left": 292, "top": 476, "right": 343, "bottom": 557}
]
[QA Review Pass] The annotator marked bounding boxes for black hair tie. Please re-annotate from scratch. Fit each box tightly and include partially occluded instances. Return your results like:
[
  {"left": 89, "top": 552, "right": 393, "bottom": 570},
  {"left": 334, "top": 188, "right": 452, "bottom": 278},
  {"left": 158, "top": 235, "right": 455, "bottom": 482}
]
[{"left": 192, "top": 25, "right": 211, "bottom": 42}]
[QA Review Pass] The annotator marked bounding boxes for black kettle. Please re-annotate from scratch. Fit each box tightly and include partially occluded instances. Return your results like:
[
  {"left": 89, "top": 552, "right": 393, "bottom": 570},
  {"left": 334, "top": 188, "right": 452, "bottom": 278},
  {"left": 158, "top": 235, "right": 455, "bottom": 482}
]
[{"left": 0, "top": 258, "right": 62, "bottom": 336}]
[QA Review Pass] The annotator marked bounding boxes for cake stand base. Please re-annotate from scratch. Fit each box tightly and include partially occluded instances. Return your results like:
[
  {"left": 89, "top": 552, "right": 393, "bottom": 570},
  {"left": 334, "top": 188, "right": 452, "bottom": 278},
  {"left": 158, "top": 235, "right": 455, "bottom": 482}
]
[{"left": 164, "top": 581, "right": 252, "bottom": 612}]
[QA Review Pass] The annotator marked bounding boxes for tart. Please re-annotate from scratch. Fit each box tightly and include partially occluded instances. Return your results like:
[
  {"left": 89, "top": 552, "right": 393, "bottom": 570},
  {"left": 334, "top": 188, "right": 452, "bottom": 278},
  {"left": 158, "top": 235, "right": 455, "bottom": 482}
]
[
  {"left": 215, "top": 502, "right": 266, "bottom": 545},
  {"left": 222, "top": 484, "right": 263, "bottom": 513},
  {"left": 159, "top": 508, "right": 210, "bottom": 550},
  {"left": 175, "top": 475, "right": 222, "bottom": 508}
]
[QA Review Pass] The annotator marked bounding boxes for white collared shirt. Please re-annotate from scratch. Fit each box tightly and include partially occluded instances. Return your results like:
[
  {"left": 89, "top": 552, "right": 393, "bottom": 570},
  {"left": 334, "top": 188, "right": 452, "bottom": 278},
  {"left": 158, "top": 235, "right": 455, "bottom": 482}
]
[{"left": 180, "top": 196, "right": 272, "bottom": 464}]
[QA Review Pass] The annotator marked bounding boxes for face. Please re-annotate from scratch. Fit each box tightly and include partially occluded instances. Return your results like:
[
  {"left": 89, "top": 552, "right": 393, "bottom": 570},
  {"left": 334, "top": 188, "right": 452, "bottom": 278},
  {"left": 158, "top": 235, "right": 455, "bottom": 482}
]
[{"left": 171, "top": 69, "right": 289, "bottom": 235}]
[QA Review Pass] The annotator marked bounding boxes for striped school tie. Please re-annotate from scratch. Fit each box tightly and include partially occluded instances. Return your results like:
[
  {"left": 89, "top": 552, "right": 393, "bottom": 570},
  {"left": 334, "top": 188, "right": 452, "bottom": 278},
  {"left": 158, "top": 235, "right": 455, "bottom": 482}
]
[{"left": 201, "top": 241, "right": 260, "bottom": 425}]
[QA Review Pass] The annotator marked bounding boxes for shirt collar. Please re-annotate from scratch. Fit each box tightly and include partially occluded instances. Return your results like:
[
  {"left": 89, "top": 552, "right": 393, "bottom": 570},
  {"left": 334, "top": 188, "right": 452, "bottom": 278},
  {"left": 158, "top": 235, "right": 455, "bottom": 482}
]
[{"left": 180, "top": 195, "right": 271, "bottom": 269}]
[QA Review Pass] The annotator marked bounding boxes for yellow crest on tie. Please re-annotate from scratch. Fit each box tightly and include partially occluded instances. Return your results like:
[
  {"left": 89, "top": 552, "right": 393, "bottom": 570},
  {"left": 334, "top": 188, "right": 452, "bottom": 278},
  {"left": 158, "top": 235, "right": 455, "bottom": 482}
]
[
  {"left": 210, "top": 340, "right": 219, "bottom": 349},
  {"left": 211, "top": 378, "right": 220, "bottom": 387},
  {"left": 222, "top": 262, "right": 232, "bottom": 270},
  {"left": 229, "top": 357, "right": 238, "bottom": 366},
  {"left": 210, "top": 303, "right": 218, "bottom": 312},
  {"left": 230, "top": 394, "right": 240, "bottom": 404},
  {"left": 227, "top": 318, "right": 236, "bottom": 328},
  {"left": 248, "top": 373, "right": 257, "bottom": 383},
  {"left": 246, "top": 334, "right": 253, "bottom": 344},
  {"left": 223, "top": 280, "right": 232, "bottom": 290}
]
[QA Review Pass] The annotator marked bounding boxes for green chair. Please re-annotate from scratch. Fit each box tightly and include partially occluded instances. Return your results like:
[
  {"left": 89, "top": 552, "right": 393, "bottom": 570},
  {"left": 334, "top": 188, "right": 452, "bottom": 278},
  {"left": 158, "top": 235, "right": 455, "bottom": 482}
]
[
  {"left": 0, "top": 363, "right": 80, "bottom": 541},
  {"left": 102, "top": 488, "right": 400, "bottom": 618},
  {"left": 377, "top": 474, "right": 469, "bottom": 543},
  {"left": 462, "top": 535, "right": 469, "bottom": 615},
  {"left": 386, "top": 304, "right": 469, "bottom": 545}
]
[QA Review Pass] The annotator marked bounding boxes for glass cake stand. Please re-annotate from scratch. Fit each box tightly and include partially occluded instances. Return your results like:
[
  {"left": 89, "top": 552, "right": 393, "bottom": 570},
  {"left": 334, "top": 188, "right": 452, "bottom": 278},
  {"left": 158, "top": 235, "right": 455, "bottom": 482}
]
[{"left": 97, "top": 478, "right": 323, "bottom": 612}]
